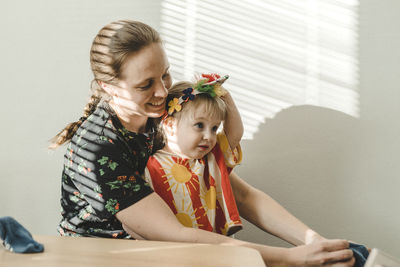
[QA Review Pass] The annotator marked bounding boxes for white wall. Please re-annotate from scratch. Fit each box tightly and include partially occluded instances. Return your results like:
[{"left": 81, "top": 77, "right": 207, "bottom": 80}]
[
  {"left": 235, "top": 0, "right": 400, "bottom": 257},
  {"left": 0, "top": 0, "right": 398, "bottom": 258},
  {"left": 0, "top": 0, "right": 162, "bottom": 235}
]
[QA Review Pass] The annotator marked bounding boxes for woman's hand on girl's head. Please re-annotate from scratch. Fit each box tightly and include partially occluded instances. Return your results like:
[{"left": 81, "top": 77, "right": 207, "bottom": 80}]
[{"left": 287, "top": 239, "right": 355, "bottom": 267}]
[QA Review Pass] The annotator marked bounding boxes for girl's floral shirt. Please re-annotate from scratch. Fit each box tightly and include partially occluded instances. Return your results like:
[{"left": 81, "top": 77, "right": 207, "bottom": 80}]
[{"left": 58, "top": 102, "right": 154, "bottom": 238}]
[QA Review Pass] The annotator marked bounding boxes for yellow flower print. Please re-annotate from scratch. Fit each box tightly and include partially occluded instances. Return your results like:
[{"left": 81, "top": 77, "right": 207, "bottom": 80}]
[{"left": 168, "top": 98, "right": 182, "bottom": 114}]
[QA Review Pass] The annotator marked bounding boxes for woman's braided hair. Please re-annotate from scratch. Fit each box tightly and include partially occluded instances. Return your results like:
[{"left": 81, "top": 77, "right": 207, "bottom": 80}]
[{"left": 49, "top": 20, "right": 161, "bottom": 149}]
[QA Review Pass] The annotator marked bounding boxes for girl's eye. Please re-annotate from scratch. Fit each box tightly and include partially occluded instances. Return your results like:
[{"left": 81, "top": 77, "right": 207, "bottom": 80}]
[
  {"left": 194, "top": 122, "right": 204, "bottom": 129},
  {"left": 212, "top": 126, "right": 218, "bottom": 132}
]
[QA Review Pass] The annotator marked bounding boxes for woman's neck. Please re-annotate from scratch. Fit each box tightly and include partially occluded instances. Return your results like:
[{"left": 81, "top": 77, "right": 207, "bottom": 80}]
[{"left": 109, "top": 102, "right": 148, "bottom": 133}]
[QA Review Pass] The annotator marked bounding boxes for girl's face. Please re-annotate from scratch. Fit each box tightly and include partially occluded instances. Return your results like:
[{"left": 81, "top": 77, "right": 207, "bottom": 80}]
[
  {"left": 165, "top": 104, "right": 222, "bottom": 159},
  {"left": 110, "top": 42, "right": 172, "bottom": 119}
]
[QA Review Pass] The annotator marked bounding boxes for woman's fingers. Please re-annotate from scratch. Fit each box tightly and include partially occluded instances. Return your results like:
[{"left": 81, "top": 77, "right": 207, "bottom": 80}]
[
  {"left": 320, "top": 239, "right": 350, "bottom": 252},
  {"left": 329, "top": 256, "right": 355, "bottom": 267},
  {"left": 288, "top": 239, "right": 354, "bottom": 266},
  {"left": 323, "top": 249, "right": 354, "bottom": 264},
  {"left": 306, "top": 239, "right": 353, "bottom": 266},
  {"left": 316, "top": 240, "right": 353, "bottom": 265}
]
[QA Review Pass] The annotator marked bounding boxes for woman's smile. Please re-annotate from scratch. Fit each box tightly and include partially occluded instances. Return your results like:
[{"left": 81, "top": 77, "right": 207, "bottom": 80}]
[{"left": 148, "top": 99, "right": 166, "bottom": 109}]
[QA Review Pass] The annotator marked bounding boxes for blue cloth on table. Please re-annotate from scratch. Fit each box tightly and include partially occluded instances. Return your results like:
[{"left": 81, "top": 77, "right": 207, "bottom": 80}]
[
  {"left": 350, "top": 242, "right": 369, "bottom": 267},
  {"left": 0, "top": 216, "right": 44, "bottom": 253}
]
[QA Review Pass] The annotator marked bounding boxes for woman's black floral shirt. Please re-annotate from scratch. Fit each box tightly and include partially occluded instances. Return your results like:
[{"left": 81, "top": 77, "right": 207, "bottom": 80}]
[{"left": 58, "top": 102, "right": 154, "bottom": 238}]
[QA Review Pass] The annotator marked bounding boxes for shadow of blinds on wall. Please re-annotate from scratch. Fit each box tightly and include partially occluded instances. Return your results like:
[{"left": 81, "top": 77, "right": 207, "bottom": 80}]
[{"left": 160, "top": 0, "right": 359, "bottom": 139}]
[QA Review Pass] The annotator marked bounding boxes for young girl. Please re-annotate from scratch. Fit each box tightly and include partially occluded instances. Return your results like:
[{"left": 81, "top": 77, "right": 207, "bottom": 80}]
[
  {"left": 145, "top": 74, "right": 244, "bottom": 236},
  {"left": 52, "top": 20, "right": 355, "bottom": 266}
]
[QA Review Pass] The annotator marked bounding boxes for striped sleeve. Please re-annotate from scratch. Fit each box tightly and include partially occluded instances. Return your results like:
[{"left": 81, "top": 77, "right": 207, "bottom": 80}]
[{"left": 216, "top": 132, "right": 242, "bottom": 169}]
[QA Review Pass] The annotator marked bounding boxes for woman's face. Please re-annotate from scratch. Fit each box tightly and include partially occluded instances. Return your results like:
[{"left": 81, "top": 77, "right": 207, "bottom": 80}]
[{"left": 111, "top": 42, "right": 172, "bottom": 119}]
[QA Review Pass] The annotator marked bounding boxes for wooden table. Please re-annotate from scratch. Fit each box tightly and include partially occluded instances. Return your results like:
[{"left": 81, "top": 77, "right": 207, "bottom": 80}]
[{"left": 0, "top": 235, "right": 265, "bottom": 267}]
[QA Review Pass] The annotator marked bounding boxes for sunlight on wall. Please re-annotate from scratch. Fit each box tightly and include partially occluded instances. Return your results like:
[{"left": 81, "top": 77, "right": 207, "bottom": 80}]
[{"left": 160, "top": 0, "right": 359, "bottom": 139}]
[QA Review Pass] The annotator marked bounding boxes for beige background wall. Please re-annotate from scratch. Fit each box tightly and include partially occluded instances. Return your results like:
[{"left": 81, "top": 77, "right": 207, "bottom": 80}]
[
  {"left": 0, "top": 0, "right": 162, "bottom": 237},
  {"left": 1, "top": 0, "right": 399, "bottom": 257},
  {"left": 235, "top": 0, "right": 400, "bottom": 256}
]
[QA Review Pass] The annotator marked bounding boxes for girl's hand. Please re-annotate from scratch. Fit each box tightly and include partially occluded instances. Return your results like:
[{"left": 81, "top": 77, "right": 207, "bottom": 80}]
[
  {"left": 287, "top": 239, "right": 355, "bottom": 267},
  {"left": 220, "top": 89, "right": 244, "bottom": 150}
]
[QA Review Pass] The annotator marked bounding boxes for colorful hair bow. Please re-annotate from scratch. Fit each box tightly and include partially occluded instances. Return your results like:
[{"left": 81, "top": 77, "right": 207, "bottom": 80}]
[
  {"left": 167, "top": 74, "right": 229, "bottom": 115},
  {"left": 182, "top": 87, "right": 195, "bottom": 102}
]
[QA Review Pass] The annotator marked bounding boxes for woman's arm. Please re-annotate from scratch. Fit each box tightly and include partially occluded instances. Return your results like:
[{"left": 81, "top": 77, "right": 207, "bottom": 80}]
[
  {"left": 229, "top": 171, "right": 324, "bottom": 246},
  {"left": 221, "top": 91, "right": 244, "bottom": 150},
  {"left": 116, "top": 192, "right": 354, "bottom": 266}
]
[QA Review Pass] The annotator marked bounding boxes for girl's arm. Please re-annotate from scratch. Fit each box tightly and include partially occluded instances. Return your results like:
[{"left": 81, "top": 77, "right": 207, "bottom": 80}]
[
  {"left": 116, "top": 192, "right": 354, "bottom": 266},
  {"left": 229, "top": 171, "right": 325, "bottom": 246},
  {"left": 221, "top": 91, "right": 244, "bottom": 150}
]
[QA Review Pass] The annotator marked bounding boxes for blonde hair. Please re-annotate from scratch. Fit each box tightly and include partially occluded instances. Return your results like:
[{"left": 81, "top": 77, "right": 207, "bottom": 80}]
[
  {"left": 151, "top": 81, "right": 227, "bottom": 150},
  {"left": 50, "top": 20, "right": 161, "bottom": 149},
  {"left": 167, "top": 81, "right": 227, "bottom": 122}
]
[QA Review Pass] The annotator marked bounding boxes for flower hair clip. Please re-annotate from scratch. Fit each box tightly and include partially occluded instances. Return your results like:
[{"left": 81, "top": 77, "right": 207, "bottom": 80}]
[{"left": 167, "top": 74, "right": 229, "bottom": 115}]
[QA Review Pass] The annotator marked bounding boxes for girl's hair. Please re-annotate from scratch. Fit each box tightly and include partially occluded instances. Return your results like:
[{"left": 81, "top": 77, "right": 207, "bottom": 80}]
[
  {"left": 167, "top": 81, "right": 227, "bottom": 123},
  {"left": 153, "top": 81, "right": 227, "bottom": 151},
  {"left": 154, "top": 81, "right": 226, "bottom": 150},
  {"left": 49, "top": 20, "right": 161, "bottom": 149}
]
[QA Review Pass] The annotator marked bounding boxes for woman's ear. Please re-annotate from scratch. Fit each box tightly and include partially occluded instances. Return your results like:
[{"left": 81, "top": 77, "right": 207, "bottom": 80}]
[{"left": 98, "top": 81, "right": 115, "bottom": 96}]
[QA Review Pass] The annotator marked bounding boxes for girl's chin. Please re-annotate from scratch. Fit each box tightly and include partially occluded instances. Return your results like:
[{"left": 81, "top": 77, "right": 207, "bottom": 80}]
[{"left": 190, "top": 150, "right": 209, "bottom": 160}]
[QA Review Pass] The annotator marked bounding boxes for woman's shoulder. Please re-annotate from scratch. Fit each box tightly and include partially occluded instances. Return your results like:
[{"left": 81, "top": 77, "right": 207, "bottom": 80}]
[{"left": 70, "top": 102, "right": 121, "bottom": 148}]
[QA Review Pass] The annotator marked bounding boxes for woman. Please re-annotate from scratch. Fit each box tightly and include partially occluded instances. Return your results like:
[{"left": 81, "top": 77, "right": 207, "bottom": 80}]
[{"left": 51, "top": 20, "right": 355, "bottom": 266}]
